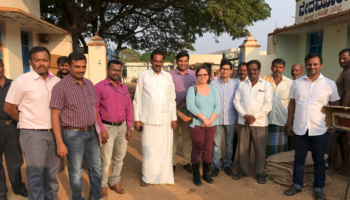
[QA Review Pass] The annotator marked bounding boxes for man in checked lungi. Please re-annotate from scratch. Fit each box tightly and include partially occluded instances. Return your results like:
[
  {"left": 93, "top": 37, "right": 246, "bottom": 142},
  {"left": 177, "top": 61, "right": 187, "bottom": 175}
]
[{"left": 263, "top": 58, "right": 292, "bottom": 158}]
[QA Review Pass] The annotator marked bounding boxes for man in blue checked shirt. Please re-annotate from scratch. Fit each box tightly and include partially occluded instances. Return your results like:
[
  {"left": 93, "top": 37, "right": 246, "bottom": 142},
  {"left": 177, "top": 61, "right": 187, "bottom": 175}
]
[{"left": 210, "top": 59, "right": 239, "bottom": 177}]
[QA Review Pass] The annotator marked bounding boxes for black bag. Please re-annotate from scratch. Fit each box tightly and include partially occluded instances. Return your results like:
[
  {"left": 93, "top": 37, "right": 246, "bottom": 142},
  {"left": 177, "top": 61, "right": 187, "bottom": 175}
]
[{"left": 176, "top": 86, "right": 197, "bottom": 122}]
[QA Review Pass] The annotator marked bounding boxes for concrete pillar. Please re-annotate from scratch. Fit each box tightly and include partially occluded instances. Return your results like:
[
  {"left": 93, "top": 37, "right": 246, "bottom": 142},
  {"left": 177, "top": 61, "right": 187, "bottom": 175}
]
[
  {"left": 1, "top": 22, "right": 23, "bottom": 79},
  {"left": 86, "top": 32, "right": 107, "bottom": 84},
  {"left": 239, "top": 33, "right": 261, "bottom": 62}
]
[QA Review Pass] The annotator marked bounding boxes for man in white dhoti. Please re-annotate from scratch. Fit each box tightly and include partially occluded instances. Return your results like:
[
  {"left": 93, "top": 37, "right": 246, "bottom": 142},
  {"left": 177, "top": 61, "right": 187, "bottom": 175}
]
[{"left": 133, "top": 48, "right": 177, "bottom": 187}]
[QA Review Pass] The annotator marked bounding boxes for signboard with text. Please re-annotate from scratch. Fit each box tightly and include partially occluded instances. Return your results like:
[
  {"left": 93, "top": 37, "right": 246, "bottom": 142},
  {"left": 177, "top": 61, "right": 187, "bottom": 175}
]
[{"left": 295, "top": 0, "right": 350, "bottom": 23}]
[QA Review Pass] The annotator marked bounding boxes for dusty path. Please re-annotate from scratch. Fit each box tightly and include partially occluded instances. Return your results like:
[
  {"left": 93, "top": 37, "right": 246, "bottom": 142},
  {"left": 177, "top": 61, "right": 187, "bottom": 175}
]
[{"left": 3, "top": 129, "right": 348, "bottom": 200}]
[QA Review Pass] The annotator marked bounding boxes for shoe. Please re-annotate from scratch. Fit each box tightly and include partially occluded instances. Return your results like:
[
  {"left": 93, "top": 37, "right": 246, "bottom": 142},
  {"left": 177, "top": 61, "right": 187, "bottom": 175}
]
[
  {"left": 210, "top": 167, "right": 220, "bottom": 177},
  {"left": 101, "top": 187, "right": 108, "bottom": 198},
  {"left": 0, "top": 195, "right": 7, "bottom": 200},
  {"left": 110, "top": 183, "right": 126, "bottom": 194},
  {"left": 224, "top": 167, "right": 233, "bottom": 176},
  {"left": 183, "top": 164, "right": 193, "bottom": 173},
  {"left": 140, "top": 180, "right": 148, "bottom": 187},
  {"left": 314, "top": 192, "right": 326, "bottom": 200},
  {"left": 173, "top": 165, "right": 176, "bottom": 173},
  {"left": 284, "top": 185, "right": 302, "bottom": 196},
  {"left": 14, "top": 188, "right": 28, "bottom": 197},
  {"left": 192, "top": 163, "right": 202, "bottom": 186},
  {"left": 202, "top": 162, "right": 214, "bottom": 184}
]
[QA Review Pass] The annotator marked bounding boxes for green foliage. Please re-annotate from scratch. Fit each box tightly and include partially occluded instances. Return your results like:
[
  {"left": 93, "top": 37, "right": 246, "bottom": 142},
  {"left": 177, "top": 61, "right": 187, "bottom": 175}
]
[
  {"left": 140, "top": 53, "right": 151, "bottom": 62},
  {"left": 119, "top": 48, "right": 141, "bottom": 62},
  {"left": 40, "top": 0, "right": 271, "bottom": 52}
]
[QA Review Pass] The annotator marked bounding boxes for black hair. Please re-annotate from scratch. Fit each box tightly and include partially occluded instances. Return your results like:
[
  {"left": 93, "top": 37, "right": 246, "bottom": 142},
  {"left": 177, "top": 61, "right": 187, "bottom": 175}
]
[
  {"left": 339, "top": 48, "right": 350, "bottom": 56},
  {"left": 151, "top": 48, "right": 165, "bottom": 60},
  {"left": 68, "top": 52, "right": 87, "bottom": 65},
  {"left": 196, "top": 64, "right": 210, "bottom": 84},
  {"left": 29, "top": 46, "right": 50, "bottom": 60},
  {"left": 220, "top": 59, "right": 233, "bottom": 69},
  {"left": 107, "top": 60, "right": 123, "bottom": 69},
  {"left": 247, "top": 60, "right": 261, "bottom": 70},
  {"left": 271, "top": 58, "right": 286, "bottom": 67},
  {"left": 57, "top": 56, "right": 68, "bottom": 65},
  {"left": 304, "top": 53, "right": 323, "bottom": 64},
  {"left": 0, "top": 59, "right": 3, "bottom": 67},
  {"left": 176, "top": 51, "right": 189, "bottom": 61},
  {"left": 237, "top": 62, "right": 247, "bottom": 70}
]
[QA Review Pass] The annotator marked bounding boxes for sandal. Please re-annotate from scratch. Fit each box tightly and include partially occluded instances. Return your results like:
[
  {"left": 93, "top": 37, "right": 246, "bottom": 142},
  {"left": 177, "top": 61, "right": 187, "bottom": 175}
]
[
  {"left": 257, "top": 174, "right": 267, "bottom": 184},
  {"left": 314, "top": 192, "right": 326, "bottom": 200},
  {"left": 139, "top": 180, "right": 148, "bottom": 187},
  {"left": 233, "top": 171, "right": 247, "bottom": 180},
  {"left": 284, "top": 185, "right": 302, "bottom": 196}
]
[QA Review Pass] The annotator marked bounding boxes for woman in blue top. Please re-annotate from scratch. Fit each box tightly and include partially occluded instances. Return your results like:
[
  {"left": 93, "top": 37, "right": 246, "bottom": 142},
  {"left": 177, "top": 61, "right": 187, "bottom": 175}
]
[{"left": 186, "top": 65, "right": 221, "bottom": 186}]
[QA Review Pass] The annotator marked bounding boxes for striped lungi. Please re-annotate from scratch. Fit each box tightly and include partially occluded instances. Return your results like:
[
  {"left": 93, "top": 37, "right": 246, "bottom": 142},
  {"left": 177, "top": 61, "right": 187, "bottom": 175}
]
[{"left": 266, "top": 124, "right": 288, "bottom": 158}]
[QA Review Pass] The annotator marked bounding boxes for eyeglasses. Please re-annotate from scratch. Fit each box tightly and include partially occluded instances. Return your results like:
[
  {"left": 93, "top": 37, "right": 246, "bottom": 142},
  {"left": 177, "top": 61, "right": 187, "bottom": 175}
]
[
  {"left": 220, "top": 68, "right": 231, "bottom": 71},
  {"left": 197, "top": 74, "right": 208, "bottom": 77},
  {"left": 248, "top": 68, "right": 260, "bottom": 72}
]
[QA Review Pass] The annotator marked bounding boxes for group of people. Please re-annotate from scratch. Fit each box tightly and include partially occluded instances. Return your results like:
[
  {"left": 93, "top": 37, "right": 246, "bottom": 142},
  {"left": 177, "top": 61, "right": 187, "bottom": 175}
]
[{"left": 0, "top": 46, "right": 348, "bottom": 200}]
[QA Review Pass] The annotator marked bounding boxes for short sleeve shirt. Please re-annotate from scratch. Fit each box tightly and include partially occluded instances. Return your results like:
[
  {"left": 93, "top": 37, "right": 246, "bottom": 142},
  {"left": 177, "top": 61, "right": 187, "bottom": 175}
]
[
  {"left": 50, "top": 74, "right": 98, "bottom": 127},
  {"left": 289, "top": 74, "right": 340, "bottom": 136}
]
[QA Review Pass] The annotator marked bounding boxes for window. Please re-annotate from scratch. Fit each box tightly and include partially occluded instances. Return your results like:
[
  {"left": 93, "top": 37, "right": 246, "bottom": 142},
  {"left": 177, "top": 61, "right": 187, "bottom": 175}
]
[{"left": 309, "top": 32, "right": 323, "bottom": 55}]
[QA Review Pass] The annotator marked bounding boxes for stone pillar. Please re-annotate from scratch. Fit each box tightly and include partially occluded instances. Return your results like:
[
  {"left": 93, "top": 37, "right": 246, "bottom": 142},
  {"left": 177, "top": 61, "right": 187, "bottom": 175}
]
[
  {"left": 86, "top": 32, "right": 107, "bottom": 84},
  {"left": 239, "top": 33, "right": 261, "bottom": 62}
]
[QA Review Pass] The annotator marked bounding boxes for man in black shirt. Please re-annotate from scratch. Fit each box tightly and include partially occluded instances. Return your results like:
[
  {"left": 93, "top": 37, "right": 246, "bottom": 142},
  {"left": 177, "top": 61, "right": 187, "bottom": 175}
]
[{"left": 0, "top": 59, "right": 27, "bottom": 200}]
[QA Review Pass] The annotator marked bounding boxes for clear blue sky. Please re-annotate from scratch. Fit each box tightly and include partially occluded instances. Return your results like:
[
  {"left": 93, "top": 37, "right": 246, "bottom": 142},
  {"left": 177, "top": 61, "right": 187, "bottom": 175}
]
[{"left": 189, "top": 0, "right": 296, "bottom": 54}]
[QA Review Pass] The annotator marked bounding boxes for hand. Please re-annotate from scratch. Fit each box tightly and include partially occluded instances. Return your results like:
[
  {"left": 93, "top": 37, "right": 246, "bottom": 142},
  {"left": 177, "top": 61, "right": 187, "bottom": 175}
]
[
  {"left": 57, "top": 142, "right": 68, "bottom": 159},
  {"left": 244, "top": 120, "right": 251, "bottom": 126},
  {"left": 134, "top": 121, "right": 143, "bottom": 132},
  {"left": 101, "top": 131, "right": 109, "bottom": 144},
  {"left": 284, "top": 123, "right": 293, "bottom": 136},
  {"left": 203, "top": 118, "right": 212, "bottom": 127},
  {"left": 327, "top": 127, "right": 336, "bottom": 134},
  {"left": 125, "top": 129, "right": 132, "bottom": 140},
  {"left": 171, "top": 121, "right": 177, "bottom": 130},
  {"left": 244, "top": 114, "right": 256, "bottom": 124}
]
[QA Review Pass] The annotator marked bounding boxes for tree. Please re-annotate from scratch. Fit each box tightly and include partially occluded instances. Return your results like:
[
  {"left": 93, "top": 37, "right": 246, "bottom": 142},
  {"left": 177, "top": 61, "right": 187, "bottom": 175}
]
[
  {"left": 40, "top": 0, "right": 271, "bottom": 53},
  {"left": 119, "top": 48, "right": 141, "bottom": 62},
  {"left": 140, "top": 52, "right": 176, "bottom": 63}
]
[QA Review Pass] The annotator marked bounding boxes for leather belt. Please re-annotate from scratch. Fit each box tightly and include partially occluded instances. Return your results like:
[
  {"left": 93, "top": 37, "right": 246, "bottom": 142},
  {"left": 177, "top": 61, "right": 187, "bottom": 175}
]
[
  {"left": 102, "top": 120, "right": 123, "bottom": 126},
  {"left": 0, "top": 120, "right": 13, "bottom": 125},
  {"left": 21, "top": 129, "right": 52, "bottom": 132},
  {"left": 63, "top": 125, "right": 93, "bottom": 132}
]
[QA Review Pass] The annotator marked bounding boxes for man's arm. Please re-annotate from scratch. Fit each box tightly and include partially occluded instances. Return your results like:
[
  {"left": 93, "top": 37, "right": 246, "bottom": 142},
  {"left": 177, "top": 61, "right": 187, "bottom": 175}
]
[
  {"left": 342, "top": 74, "right": 350, "bottom": 106},
  {"left": 51, "top": 108, "right": 68, "bottom": 158},
  {"left": 4, "top": 102, "right": 19, "bottom": 121},
  {"left": 133, "top": 73, "right": 143, "bottom": 131},
  {"left": 233, "top": 83, "right": 247, "bottom": 117}
]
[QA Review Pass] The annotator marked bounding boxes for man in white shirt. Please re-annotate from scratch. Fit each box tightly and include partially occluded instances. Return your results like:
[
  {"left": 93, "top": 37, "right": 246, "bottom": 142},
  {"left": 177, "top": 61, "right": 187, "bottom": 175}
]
[
  {"left": 233, "top": 60, "right": 273, "bottom": 184},
  {"left": 263, "top": 58, "right": 292, "bottom": 158},
  {"left": 284, "top": 54, "right": 339, "bottom": 200},
  {"left": 133, "top": 48, "right": 177, "bottom": 187}
]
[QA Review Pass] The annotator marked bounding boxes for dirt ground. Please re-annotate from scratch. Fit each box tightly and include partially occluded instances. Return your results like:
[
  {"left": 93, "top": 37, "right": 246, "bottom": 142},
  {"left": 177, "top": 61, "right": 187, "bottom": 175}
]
[{"left": 3, "top": 129, "right": 349, "bottom": 200}]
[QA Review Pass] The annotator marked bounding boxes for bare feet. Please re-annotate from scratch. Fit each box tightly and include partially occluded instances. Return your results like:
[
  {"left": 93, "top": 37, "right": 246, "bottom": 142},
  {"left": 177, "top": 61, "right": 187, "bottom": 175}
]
[{"left": 327, "top": 167, "right": 335, "bottom": 176}]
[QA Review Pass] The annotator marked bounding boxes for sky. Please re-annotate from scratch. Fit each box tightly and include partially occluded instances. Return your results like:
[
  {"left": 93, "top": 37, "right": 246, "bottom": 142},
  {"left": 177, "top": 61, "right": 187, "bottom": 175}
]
[{"left": 189, "top": 0, "right": 296, "bottom": 54}]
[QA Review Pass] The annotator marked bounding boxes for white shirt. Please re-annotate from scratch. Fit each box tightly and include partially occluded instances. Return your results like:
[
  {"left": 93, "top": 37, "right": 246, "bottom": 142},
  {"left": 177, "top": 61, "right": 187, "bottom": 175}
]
[
  {"left": 5, "top": 70, "right": 60, "bottom": 129},
  {"left": 289, "top": 74, "right": 340, "bottom": 136},
  {"left": 268, "top": 75, "right": 293, "bottom": 126},
  {"left": 133, "top": 68, "right": 177, "bottom": 125},
  {"left": 235, "top": 77, "right": 248, "bottom": 83},
  {"left": 234, "top": 77, "right": 273, "bottom": 126}
]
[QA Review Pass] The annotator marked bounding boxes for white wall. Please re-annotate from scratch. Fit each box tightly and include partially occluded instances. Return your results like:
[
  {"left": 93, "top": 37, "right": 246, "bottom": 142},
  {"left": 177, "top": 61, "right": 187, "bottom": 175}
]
[{"left": 0, "top": 0, "right": 41, "bottom": 18}]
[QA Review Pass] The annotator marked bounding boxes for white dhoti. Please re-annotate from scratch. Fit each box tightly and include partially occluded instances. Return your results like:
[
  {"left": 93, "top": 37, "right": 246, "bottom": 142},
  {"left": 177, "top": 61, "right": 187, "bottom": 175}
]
[{"left": 141, "top": 123, "right": 174, "bottom": 185}]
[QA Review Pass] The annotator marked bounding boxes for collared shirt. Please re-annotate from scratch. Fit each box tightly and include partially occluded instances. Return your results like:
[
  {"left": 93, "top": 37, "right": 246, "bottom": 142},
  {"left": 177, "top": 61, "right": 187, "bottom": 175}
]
[
  {"left": 6, "top": 70, "right": 60, "bottom": 129},
  {"left": 50, "top": 73, "right": 98, "bottom": 127},
  {"left": 289, "top": 74, "right": 340, "bottom": 136},
  {"left": 210, "top": 78, "right": 239, "bottom": 125},
  {"left": 169, "top": 68, "right": 197, "bottom": 103},
  {"left": 95, "top": 78, "right": 134, "bottom": 132},
  {"left": 235, "top": 77, "right": 248, "bottom": 83},
  {"left": 234, "top": 77, "right": 273, "bottom": 126},
  {"left": 267, "top": 75, "right": 293, "bottom": 126},
  {"left": 133, "top": 68, "right": 177, "bottom": 125},
  {"left": 0, "top": 78, "right": 14, "bottom": 120}
]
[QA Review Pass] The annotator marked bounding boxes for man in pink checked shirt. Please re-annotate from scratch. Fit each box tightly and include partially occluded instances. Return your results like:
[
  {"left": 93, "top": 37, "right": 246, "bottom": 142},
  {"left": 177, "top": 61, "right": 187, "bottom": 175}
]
[{"left": 95, "top": 60, "right": 134, "bottom": 198}]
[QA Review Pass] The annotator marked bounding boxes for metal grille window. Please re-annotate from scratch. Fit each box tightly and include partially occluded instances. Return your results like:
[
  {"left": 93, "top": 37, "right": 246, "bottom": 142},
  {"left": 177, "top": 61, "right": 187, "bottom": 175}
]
[{"left": 309, "top": 32, "right": 323, "bottom": 55}]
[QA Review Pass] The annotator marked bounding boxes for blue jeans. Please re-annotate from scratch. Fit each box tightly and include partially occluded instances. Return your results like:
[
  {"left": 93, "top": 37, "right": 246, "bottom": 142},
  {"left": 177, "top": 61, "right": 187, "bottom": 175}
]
[
  {"left": 293, "top": 130, "right": 330, "bottom": 193},
  {"left": 62, "top": 128, "right": 102, "bottom": 200},
  {"left": 212, "top": 124, "right": 235, "bottom": 168}
]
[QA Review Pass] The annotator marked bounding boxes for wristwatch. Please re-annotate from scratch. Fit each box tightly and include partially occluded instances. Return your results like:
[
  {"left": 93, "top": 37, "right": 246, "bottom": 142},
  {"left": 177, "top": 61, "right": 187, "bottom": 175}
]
[{"left": 128, "top": 127, "right": 133, "bottom": 131}]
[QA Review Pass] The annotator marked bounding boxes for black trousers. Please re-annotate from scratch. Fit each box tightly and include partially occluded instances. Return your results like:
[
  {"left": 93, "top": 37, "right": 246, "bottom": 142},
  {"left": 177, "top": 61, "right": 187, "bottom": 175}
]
[
  {"left": 231, "top": 130, "right": 238, "bottom": 163},
  {"left": 0, "top": 124, "right": 25, "bottom": 196}
]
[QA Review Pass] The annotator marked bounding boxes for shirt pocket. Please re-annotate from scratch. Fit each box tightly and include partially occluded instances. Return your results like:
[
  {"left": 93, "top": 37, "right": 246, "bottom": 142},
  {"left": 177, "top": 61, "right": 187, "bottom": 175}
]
[{"left": 256, "top": 91, "right": 265, "bottom": 102}]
